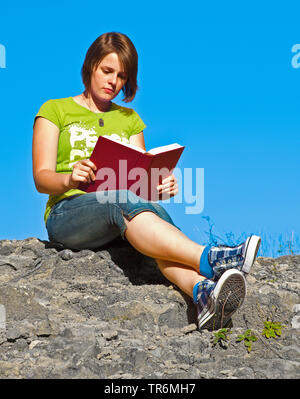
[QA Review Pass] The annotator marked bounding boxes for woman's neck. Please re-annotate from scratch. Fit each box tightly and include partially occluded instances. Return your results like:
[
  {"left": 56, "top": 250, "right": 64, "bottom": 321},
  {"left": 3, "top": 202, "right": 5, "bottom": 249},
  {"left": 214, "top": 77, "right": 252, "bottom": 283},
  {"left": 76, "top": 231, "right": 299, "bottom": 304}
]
[{"left": 82, "top": 91, "right": 111, "bottom": 113}]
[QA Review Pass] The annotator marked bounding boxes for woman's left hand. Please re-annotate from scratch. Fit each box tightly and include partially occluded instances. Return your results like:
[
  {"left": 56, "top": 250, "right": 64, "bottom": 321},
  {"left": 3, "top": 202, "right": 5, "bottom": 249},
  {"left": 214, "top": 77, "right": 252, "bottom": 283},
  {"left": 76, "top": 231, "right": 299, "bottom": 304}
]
[{"left": 157, "top": 174, "right": 178, "bottom": 198}]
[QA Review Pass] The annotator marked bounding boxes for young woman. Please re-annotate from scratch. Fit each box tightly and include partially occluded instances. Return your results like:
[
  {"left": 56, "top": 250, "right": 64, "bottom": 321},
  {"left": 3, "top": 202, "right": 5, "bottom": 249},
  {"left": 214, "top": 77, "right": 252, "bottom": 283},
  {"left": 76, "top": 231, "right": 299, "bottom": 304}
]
[{"left": 32, "top": 32, "right": 261, "bottom": 331}]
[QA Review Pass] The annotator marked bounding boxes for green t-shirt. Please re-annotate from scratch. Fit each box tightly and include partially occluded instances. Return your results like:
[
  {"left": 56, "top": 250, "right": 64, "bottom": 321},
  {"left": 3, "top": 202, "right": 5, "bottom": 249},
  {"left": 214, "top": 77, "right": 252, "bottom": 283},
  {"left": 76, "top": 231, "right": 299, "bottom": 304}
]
[{"left": 34, "top": 97, "right": 146, "bottom": 224}]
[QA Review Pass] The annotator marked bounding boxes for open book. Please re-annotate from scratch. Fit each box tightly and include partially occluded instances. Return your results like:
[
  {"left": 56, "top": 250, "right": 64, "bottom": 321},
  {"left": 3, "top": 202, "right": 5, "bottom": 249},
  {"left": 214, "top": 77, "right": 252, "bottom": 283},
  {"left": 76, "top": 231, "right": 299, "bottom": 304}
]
[{"left": 77, "top": 135, "right": 184, "bottom": 201}]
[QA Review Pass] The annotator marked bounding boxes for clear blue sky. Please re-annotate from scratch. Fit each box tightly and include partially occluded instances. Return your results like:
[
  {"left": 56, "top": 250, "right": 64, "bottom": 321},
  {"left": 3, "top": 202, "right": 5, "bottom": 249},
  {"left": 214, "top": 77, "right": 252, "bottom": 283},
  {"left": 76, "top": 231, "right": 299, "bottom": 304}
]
[{"left": 0, "top": 0, "right": 299, "bottom": 256}]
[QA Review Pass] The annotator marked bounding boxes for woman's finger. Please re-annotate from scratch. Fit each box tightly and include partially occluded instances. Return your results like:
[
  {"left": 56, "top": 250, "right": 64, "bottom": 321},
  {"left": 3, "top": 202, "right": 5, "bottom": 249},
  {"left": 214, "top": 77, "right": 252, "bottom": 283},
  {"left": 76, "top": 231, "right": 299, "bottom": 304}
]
[
  {"left": 161, "top": 175, "right": 176, "bottom": 185},
  {"left": 73, "top": 161, "right": 96, "bottom": 181},
  {"left": 157, "top": 181, "right": 175, "bottom": 192},
  {"left": 80, "top": 159, "right": 97, "bottom": 171},
  {"left": 157, "top": 186, "right": 178, "bottom": 198},
  {"left": 73, "top": 169, "right": 91, "bottom": 183}
]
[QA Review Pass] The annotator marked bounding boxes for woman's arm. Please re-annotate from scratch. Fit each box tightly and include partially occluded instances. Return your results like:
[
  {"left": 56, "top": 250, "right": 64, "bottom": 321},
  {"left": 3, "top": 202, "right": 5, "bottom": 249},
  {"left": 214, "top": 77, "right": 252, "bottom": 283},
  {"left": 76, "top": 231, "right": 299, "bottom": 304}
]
[
  {"left": 32, "top": 117, "right": 96, "bottom": 195},
  {"left": 32, "top": 117, "right": 69, "bottom": 194},
  {"left": 129, "top": 131, "right": 146, "bottom": 151}
]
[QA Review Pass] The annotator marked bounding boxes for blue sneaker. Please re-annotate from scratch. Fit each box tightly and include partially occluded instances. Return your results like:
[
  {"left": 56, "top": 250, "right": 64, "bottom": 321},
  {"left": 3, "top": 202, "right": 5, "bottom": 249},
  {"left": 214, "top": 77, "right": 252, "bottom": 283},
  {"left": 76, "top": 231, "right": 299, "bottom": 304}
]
[
  {"left": 209, "top": 235, "right": 261, "bottom": 281},
  {"left": 196, "top": 269, "right": 246, "bottom": 331}
]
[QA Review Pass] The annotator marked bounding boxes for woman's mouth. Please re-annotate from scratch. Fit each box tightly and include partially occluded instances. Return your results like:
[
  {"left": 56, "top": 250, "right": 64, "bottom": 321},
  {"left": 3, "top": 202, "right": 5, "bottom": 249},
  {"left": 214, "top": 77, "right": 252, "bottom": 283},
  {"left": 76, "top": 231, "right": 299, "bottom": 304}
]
[{"left": 104, "top": 88, "right": 114, "bottom": 94}]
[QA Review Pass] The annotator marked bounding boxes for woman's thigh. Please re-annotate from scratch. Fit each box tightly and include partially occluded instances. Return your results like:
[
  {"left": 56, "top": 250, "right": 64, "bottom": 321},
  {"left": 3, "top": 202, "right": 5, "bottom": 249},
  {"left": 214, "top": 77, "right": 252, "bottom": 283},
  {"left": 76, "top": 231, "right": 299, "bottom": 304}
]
[{"left": 46, "top": 190, "right": 177, "bottom": 250}]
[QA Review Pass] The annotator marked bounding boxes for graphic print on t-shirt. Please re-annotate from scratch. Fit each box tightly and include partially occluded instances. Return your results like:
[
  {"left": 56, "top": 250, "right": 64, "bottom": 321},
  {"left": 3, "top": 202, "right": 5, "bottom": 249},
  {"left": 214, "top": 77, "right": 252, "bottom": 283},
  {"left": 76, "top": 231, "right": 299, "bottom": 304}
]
[
  {"left": 68, "top": 123, "right": 130, "bottom": 169},
  {"left": 68, "top": 123, "right": 98, "bottom": 168}
]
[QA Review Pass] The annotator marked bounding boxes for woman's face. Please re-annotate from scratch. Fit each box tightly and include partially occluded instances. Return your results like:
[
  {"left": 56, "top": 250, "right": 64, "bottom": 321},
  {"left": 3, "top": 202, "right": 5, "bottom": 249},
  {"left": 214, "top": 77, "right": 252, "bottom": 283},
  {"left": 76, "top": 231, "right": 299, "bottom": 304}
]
[{"left": 89, "top": 52, "right": 128, "bottom": 102}]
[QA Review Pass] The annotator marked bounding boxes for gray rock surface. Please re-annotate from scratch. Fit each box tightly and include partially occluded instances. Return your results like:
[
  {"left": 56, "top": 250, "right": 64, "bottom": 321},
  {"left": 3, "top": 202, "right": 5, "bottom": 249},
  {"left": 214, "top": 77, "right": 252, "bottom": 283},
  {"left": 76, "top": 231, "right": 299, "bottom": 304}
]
[{"left": 0, "top": 237, "right": 299, "bottom": 379}]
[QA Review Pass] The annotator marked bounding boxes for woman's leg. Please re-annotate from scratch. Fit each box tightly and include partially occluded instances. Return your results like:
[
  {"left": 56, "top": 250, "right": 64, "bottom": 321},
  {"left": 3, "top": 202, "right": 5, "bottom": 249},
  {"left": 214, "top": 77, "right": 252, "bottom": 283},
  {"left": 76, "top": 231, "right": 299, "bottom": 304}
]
[
  {"left": 155, "top": 259, "right": 206, "bottom": 298},
  {"left": 123, "top": 211, "right": 205, "bottom": 270},
  {"left": 123, "top": 211, "right": 206, "bottom": 298},
  {"left": 123, "top": 211, "right": 249, "bottom": 331}
]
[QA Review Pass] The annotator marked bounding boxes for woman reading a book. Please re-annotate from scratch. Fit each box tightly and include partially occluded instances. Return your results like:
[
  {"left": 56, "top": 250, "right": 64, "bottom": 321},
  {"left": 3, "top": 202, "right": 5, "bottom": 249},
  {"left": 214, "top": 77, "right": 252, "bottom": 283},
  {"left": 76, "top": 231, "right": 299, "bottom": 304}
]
[{"left": 32, "top": 32, "right": 261, "bottom": 331}]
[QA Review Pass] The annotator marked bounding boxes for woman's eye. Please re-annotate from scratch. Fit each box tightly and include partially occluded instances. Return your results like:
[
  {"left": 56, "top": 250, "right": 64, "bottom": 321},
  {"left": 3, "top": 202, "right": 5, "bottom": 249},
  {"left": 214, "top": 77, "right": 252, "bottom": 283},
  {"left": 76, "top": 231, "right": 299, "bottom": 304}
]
[{"left": 101, "top": 68, "right": 127, "bottom": 80}]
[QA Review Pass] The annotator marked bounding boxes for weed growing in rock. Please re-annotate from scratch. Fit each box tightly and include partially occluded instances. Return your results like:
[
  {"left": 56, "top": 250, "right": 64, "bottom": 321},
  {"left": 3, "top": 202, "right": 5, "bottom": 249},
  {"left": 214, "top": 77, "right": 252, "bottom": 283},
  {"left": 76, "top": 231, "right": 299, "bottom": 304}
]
[
  {"left": 236, "top": 329, "right": 258, "bottom": 353},
  {"left": 212, "top": 328, "right": 232, "bottom": 348},
  {"left": 262, "top": 320, "right": 285, "bottom": 339},
  {"left": 256, "top": 302, "right": 286, "bottom": 340}
]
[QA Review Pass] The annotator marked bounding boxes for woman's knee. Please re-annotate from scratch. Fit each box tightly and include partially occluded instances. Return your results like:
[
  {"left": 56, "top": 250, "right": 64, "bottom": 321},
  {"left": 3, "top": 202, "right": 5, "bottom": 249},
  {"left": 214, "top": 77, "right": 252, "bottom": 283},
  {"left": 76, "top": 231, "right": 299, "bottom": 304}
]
[{"left": 150, "top": 202, "right": 175, "bottom": 226}]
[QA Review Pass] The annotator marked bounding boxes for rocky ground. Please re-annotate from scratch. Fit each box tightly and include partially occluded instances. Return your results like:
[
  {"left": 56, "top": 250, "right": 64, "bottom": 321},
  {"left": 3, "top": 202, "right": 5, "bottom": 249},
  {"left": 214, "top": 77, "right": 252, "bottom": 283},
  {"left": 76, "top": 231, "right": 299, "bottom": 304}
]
[{"left": 0, "top": 237, "right": 299, "bottom": 379}]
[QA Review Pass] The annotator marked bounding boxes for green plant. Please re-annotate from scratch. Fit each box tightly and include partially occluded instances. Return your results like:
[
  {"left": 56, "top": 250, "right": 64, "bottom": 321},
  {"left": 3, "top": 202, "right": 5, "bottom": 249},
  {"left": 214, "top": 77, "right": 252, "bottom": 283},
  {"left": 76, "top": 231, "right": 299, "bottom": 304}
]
[
  {"left": 277, "top": 232, "right": 296, "bottom": 255},
  {"left": 198, "top": 215, "right": 300, "bottom": 257},
  {"left": 236, "top": 329, "right": 258, "bottom": 353},
  {"left": 262, "top": 320, "right": 285, "bottom": 339},
  {"left": 212, "top": 328, "right": 231, "bottom": 347}
]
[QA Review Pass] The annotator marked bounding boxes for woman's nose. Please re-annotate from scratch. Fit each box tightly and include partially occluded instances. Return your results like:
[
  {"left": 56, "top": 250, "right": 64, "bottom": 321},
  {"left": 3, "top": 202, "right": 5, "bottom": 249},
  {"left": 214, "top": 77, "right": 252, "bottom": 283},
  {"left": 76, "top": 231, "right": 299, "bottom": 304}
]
[{"left": 108, "top": 73, "right": 117, "bottom": 86}]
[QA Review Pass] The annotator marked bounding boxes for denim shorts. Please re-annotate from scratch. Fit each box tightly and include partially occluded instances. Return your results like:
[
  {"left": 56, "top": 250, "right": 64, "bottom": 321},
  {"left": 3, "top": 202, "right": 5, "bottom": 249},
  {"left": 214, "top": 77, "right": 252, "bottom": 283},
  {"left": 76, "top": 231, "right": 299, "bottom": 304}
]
[{"left": 46, "top": 189, "right": 177, "bottom": 250}]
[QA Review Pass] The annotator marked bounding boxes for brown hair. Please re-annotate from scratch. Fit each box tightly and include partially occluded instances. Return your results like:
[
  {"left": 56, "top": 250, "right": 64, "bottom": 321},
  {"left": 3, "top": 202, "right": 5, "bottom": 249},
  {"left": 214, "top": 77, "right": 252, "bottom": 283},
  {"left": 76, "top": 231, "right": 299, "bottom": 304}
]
[{"left": 81, "top": 32, "right": 138, "bottom": 102}]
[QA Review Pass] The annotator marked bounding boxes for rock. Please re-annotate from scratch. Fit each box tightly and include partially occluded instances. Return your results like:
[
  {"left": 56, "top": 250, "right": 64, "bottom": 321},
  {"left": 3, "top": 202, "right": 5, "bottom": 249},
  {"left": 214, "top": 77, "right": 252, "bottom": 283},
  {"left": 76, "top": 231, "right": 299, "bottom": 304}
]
[
  {"left": 0, "top": 305, "right": 5, "bottom": 329},
  {"left": 292, "top": 315, "right": 300, "bottom": 329},
  {"left": 101, "top": 330, "right": 118, "bottom": 341},
  {"left": 0, "top": 237, "right": 299, "bottom": 379}
]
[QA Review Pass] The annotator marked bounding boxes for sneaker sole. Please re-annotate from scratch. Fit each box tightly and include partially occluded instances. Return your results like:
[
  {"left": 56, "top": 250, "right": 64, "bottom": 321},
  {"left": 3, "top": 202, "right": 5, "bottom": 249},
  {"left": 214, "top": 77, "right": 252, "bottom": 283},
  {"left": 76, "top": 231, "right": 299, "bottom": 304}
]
[
  {"left": 198, "top": 269, "right": 246, "bottom": 331},
  {"left": 242, "top": 235, "right": 261, "bottom": 275}
]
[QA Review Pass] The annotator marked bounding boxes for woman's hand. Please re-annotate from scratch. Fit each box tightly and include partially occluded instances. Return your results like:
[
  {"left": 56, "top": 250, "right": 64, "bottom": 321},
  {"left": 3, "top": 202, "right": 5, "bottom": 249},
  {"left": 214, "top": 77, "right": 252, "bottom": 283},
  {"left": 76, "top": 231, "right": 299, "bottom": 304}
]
[
  {"left": 157, "top": 174, "right": 178, "bottom": 198},
  {"left": 68, "top": 159, "right": 97, "bottom": 189}
]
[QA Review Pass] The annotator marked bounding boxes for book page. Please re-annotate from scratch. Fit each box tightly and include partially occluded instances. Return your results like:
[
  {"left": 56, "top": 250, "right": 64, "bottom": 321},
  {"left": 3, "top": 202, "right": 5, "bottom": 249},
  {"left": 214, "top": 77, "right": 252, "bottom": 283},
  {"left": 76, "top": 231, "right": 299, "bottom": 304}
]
[
  {"left": 147, "top": 143, "right": 182, "bottom": 155},
  {"left": 103, "top": 135, "right": 146, "bottom": 153}
]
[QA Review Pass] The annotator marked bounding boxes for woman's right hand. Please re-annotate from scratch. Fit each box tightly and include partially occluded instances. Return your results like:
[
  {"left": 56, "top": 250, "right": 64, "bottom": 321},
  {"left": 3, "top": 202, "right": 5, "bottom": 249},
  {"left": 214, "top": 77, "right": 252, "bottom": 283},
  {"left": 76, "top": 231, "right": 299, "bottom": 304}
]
[{"left": 68, "top": 159, "right": 97, "bottom": 188}]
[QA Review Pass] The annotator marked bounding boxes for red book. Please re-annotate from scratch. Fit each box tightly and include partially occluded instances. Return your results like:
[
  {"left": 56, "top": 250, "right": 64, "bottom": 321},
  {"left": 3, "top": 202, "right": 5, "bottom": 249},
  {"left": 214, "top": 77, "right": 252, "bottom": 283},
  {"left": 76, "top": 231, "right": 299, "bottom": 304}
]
[{"left": 77, "top": 135, "right": 185, "bottom": 201}]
